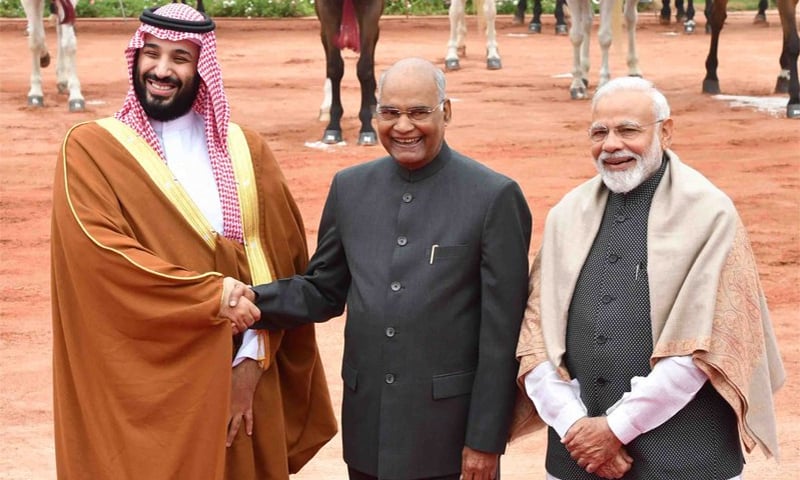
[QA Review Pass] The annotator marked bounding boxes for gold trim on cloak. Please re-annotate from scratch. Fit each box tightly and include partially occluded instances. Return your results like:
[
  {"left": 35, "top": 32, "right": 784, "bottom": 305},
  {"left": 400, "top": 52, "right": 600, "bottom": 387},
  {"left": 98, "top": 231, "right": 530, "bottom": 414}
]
[{"left": 96, "top": 118, "right": 276, "bottom": 362}]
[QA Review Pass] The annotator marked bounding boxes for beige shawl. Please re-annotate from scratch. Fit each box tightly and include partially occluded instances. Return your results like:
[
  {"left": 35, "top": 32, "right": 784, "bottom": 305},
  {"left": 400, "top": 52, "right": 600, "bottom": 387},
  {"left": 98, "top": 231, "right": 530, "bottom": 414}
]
[{"left": 511, "top": 151, "right": 785, "bottom": 459}]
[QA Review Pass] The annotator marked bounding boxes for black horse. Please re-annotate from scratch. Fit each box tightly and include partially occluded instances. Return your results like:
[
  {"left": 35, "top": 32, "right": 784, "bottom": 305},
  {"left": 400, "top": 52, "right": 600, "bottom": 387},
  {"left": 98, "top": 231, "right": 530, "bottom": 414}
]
[
  {"left": 702, "top": 0, "right": 799, "bottom": 118},
  {"left": 514, "top": 0, "right": 567, "bottom": 34},
  {"left": 316, "top": 0, "right": 384, "bottom": 146}
]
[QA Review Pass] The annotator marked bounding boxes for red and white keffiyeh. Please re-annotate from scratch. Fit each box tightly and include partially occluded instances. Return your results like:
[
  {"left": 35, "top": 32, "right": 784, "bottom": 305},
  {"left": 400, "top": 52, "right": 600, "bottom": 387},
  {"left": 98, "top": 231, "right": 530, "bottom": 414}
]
[{"left": 115, "top": 3, "right": 243, "bottom": 243}]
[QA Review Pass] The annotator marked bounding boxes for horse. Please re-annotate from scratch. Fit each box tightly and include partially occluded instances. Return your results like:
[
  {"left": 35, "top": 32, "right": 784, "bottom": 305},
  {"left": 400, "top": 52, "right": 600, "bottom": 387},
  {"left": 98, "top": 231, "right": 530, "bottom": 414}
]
[
  {"left": 515, "top": 0, "right": 568, "bottom": 35},
  {"left": 702, "top": 0, "right": 799, "bottom": 118},
  {"left": 445, "top": 0, "right": 502, "bottom": 71},
  {"left": 22, "top": 0, "right": 84, "bottom": 111},
  {"left": 565, "top": 0, "right": 642, "bottom": 99},
  {"left": 316, "top": 0, "right": 384, "bottom": 146},
  {"left": 661, "top": 0, "right": 769, "bottom": 34}
]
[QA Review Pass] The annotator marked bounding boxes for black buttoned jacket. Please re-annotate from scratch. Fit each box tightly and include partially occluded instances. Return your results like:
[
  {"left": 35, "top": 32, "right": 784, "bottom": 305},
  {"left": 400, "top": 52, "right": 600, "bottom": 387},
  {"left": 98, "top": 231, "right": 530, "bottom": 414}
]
[{"left": 252, "top": 143, "right": 532, "bottom": 479}]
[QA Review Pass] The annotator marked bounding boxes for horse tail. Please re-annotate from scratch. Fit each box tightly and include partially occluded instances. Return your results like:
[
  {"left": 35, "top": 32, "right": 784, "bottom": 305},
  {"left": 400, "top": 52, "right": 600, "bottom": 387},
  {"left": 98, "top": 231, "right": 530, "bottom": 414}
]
[
  {"left": 476, "top": 0, "right": 486, "bottom": 36},
  {"left": 54, "top": 0, "right": 77, "bottom": 25}
]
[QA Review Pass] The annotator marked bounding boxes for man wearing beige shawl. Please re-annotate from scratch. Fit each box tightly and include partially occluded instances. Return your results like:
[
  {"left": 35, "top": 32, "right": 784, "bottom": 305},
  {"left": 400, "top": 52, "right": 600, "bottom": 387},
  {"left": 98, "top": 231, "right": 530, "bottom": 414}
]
[{"left": 512, "top": 77, "right": 784, "bottom": 480}]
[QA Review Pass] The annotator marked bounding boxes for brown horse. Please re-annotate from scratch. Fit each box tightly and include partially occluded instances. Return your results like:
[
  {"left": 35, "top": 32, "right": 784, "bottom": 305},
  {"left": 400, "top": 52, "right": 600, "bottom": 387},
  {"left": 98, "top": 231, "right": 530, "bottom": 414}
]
[
  {"left": 316, "top": 0, "right": 384, "bottom": 145},
  {"left": 702, "top": 0, "right": 799, "bottom": 118}
]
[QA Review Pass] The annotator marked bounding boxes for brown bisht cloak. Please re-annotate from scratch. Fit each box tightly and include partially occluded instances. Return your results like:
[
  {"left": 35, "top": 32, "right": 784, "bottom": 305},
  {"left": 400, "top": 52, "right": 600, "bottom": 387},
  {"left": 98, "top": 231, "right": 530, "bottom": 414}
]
[{"left": 51, "top": 119, "right": 336, "bottom": 479}]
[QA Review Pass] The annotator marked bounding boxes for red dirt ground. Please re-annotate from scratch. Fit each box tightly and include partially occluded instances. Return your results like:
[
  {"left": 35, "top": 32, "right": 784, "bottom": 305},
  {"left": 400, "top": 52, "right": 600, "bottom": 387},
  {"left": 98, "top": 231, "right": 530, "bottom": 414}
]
[{"left": 0, "top": 10, "right": 797, "bottom": 479}]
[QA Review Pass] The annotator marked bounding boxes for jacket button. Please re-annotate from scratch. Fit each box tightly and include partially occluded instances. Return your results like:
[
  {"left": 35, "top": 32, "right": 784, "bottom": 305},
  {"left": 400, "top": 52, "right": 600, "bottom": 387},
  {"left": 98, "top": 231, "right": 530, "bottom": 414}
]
[
  {"left": 596, "top": 377, "right": 607, "bottom": 386},
  {"left": 390, "top": 282, "right": 401, "bottom": 292},
  {"left": 615, "top": 214, "right": 627, "bottom": 223},
  {"left": 402, "top": 193, "right": 413, "bottom": 203},
  {"left": 601, "top": 294, "right": 614, "bottom": 304},
  {"left": 596, "top": 334, "right": 608, "bottom": 345},
  {"left": 385, "top": 327, "right": 396, "bottom": 337},
  {"left": 385, "top": 373, "right": 395, "bottom": 384},
  {"left": 397, "top": 236, "right": 408, "bottom": 246},
  {"left": 608, "top": 254, "right": 619, "bottom": 263}
]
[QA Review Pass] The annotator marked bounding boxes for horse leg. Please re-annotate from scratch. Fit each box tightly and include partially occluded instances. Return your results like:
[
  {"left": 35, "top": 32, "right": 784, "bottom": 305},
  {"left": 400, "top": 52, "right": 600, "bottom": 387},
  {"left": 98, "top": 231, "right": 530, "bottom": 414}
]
[
  {"left": 445, "top": 0, "right": 465, "bottom": 71},
  {"left": 316, "top": 0, "right": 346, "bottom": 144},
  {"left": 754, "top": 0, "right": 768, "bottom": 24},
  {"left": 624, "top": 0, "right": 642, "bottom": 78},
  {"left": 775, "top": 0, "right": 799, "bottom": 118},
  {"left": 514, "top": 0, "right": 526, "bottom": 25},
  {"left": 56, "top": 20, "right": 85, "bottom": 112},
  {"left": 660, "top": 0, "right": 672, "bottom": 25},
  {"left": 703, "top": 0, "right": 713, "bottom": 34},
  {"left": 682, "top": 0, "right": 698, "bottom": 32},
  {"left": 482, "top": 0, "right": 502, "bottom": 70},
  {"left": 566, "top": 0, "right": 591, "bottom": 99},
  {"left": 596, "top": 0, "right": 615, "bottom": 89},
  {"left": 354, "top": 0, "right": 382, "bottom": 145},
  {"left": 23, "top": 0, "right": 47, "bottom": 107},
  {"left": 702, "top": 0, "right": 727, "bottom": 94},
  {"left": 321, "top": 44, "right": 345, "bottom": 144},
  {"left": 530, "top": 0, "right": 543, "bottom": 33},
  {"left": 675, "top": 0, "right": 686, "bottom": 22},
  {"left": 554, "top": 0, "right": 568, "bottom": 35}
]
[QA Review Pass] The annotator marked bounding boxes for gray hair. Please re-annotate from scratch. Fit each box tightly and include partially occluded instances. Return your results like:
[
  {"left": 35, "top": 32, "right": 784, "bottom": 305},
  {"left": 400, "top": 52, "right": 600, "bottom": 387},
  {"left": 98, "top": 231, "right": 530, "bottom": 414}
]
[
  {"left": 378, "top": 57, "right": 447, "bottom": 103},
  {"left": 592, "top": 76, "right": 671, "bottom": 120}
]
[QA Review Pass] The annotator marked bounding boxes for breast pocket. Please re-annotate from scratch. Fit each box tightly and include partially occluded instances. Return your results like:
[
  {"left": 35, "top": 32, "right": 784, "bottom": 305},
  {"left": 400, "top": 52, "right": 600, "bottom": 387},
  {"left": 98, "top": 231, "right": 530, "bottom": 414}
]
[{"left": 428, "top": 244, "right": 468, "bottom": 265}]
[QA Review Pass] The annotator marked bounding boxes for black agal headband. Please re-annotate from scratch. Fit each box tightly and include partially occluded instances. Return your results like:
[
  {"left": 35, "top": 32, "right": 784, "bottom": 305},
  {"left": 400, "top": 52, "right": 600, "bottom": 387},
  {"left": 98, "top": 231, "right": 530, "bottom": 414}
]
[{"left": 139, "top": 6, "right": 215, "bottom": 33}]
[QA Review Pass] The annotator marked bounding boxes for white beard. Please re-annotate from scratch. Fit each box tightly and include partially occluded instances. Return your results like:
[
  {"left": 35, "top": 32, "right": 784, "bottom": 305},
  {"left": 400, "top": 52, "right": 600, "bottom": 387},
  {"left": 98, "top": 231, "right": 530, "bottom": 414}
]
[{"left": 595, "top": 136, "right": 663, "bottom": 193}]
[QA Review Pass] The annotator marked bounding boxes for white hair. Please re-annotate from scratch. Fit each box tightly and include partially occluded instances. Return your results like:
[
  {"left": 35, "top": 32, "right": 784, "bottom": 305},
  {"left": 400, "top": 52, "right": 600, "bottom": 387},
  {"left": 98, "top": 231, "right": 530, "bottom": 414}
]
[{"left": 592, "top": 77, "right": 671, "bottom": 121}]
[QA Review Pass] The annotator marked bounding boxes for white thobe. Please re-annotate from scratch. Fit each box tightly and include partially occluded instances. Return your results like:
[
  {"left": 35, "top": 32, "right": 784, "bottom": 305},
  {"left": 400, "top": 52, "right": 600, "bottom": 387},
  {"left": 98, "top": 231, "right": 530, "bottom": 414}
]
[{"left": 150, "top": 111, "right": 262, "bottom": 366}]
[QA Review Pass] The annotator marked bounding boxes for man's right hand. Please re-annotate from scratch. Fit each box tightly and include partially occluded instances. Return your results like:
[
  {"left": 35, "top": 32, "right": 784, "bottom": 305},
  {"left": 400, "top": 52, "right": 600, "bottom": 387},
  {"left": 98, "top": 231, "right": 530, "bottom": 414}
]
[
  {"left": 220, "top": 277, "right": 259, "bottom": 334},
  {"left": 595, "top": 449, "right": 633, "bottom": 479}
]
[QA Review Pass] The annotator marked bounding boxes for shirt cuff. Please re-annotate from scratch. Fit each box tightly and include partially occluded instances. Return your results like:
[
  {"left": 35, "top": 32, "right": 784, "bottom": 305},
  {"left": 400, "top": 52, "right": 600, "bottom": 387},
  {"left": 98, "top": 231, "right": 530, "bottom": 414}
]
[{"left": 232, "top": 329, "right": 261, "bottom": 367}]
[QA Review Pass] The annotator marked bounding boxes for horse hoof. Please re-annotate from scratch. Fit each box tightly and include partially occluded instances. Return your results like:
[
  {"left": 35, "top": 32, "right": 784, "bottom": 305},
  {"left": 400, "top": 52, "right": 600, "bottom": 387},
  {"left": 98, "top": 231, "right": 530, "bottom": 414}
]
[
  {"left": 676, "top": 13, "right": 685, "bottom": 23},
  {"left": 753, "top": 13, "right": 767, "bottom": 25},
  {"left": 659, "top": 16, "right": 670, "bottom": 25},
  {"left": 487, "top": 58, "right": 502, "bottom": 70},
  {"left": 69, "top": 99, "right": 85, "bottom": 112},
  {"left": 40, "top": 52, "right": 51, "bottom": 68},
  {"left": 528, "top": 22, "right": 542, "bottom": 34},
  {"left": 456, "top": 46, "right": 466, "bottom": 58},
  {"left": 684, "top": 20, "right": 696, "bottom": 34},
  {"left": 445, "top": 59, "right": 460, "bottom": 71},
  {"left": 787, "top": 104, "right": 800, "bottom": 119},
  {"left": 28, "top": 95, "right": 44, "bottom": 107},
  {"left": 357, "top": 132, "right": 377, "bottom": 146},
  {"left": 512, "top": 14, "right": 524, "bottom": 26},
  {"left": 322, "top": 129, "right": 343, "bottom": 144},
  {"left": 555, "top": 24, "right": 568, "bottom": 35},
  {"left": 570, "top": 88, "right": 587, "bottom": 100},
  {"left": 702, "top": 79, "right": 720, "bottom": 95}
]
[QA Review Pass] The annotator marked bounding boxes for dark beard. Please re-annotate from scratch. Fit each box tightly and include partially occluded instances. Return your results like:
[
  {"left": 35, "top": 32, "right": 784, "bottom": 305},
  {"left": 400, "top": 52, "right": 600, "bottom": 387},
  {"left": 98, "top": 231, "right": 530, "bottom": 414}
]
[{"left": 132, "top": 59, "right": 201, "bottom": 122}]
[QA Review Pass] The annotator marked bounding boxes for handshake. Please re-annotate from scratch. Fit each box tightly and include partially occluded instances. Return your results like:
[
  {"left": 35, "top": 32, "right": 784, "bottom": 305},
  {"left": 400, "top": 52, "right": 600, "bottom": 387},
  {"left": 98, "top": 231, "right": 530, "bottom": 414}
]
[{"left": 220, "top": 277, "right": 259, "bottom": 335}]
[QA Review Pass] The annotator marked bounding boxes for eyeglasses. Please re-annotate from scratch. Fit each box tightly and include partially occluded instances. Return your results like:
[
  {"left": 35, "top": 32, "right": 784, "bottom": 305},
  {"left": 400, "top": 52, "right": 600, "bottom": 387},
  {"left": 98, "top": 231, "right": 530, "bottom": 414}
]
[
  {"left": 375, "top": 100, "right": 446, "bottom": 122},
  {"left": 588, "top": 119, "right": 666, "bottom": 143}
]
